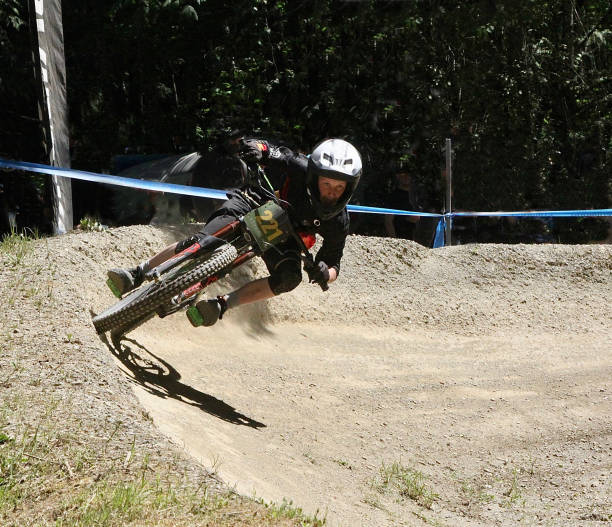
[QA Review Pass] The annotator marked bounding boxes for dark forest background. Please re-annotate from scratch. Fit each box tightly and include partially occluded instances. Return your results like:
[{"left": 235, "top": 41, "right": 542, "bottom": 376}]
[{"left": 0, "top": 0, "right": 610, "bottom": 243}]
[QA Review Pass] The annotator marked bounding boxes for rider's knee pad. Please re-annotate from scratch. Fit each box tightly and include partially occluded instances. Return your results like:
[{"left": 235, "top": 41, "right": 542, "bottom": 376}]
[{"left": 268, "top": 260, "right": 302, "bottom": 295}]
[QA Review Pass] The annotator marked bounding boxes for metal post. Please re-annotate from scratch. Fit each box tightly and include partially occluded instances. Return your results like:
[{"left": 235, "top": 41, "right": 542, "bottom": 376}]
[{"left": 444, "top": 138, "right": 452, "bottom": 246}]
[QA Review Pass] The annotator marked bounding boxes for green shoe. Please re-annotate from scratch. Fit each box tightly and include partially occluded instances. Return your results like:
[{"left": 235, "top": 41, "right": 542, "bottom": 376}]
[
  {"left": 186, "top": 296, "right": 227, "bottom": 327},
  {"left": 107, "top": 266, "right": 144, "bottom": 297}
]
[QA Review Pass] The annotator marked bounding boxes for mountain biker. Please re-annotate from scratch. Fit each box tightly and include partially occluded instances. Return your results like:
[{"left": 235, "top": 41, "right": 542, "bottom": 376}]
[{"left": 107, "top": 137, "right": 362, "bottom": 327}]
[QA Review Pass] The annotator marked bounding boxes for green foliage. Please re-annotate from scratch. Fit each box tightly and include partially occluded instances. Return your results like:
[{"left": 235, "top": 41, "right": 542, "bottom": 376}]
[
  {"left": 0, "top": 0, "right": 25, "bottom": 30},
  {"left": 78, "top": 216, "right": 107, "bottom": 232},
  {"left": 0, "top": 1, "right": 45, "bottom": 162},
  {"left": 2, "top": 0, "right": 610, "bottom": 241}
]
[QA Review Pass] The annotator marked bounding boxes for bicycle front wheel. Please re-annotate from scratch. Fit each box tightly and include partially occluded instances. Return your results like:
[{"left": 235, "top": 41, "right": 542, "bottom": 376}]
[{"left": 92, "top": 243, "right": 238, "bottom": 334}]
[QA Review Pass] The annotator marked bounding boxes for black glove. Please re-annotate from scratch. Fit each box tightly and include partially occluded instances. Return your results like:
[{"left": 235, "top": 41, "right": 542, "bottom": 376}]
[
  {"left": 240, "top": 139, "right": 269, "bottom": 162},
  {"left": 307, "top": 261, "right": 330, "bottom": 287}
]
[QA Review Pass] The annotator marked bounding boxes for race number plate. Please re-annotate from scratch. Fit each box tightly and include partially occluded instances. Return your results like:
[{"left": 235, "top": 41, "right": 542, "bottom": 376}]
[{"left": 243, "top": 201, "right": 291, "bottom": 251}]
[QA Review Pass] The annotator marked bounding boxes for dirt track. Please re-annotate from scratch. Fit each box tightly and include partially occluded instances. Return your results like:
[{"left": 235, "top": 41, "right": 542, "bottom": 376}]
[{"left": 5, "top": 225, "right": 611, "bottom": 526}]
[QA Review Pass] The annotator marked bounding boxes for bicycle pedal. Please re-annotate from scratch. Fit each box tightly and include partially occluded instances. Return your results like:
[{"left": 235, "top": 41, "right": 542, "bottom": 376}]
[
  {"left": 186, "top": 305, "right": 204, "bottom": 327},
  {"left": 106, "top": 278, "right": 122, "bottom": 299}
]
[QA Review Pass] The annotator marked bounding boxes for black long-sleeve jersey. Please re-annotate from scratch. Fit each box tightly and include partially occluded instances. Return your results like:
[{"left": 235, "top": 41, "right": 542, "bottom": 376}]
[{"left": 253, "top": 142, "right": 350, "bottom": 275}]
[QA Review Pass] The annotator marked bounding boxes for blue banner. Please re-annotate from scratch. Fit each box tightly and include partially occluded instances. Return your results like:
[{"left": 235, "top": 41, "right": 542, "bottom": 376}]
[
  {"left": 0, "top": 158, "right": 227, "bottom": 200},
  {"left": 451, "top": 210, "right": 612, "bottom": 218},
  {"left": 1, "top": 157, "right": 610, "bottom": 248}
]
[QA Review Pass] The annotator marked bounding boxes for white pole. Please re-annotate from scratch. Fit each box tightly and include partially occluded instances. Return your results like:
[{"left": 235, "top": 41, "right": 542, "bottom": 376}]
[{"left": 445, "top": 138, "right": 452, "bottom": 246}]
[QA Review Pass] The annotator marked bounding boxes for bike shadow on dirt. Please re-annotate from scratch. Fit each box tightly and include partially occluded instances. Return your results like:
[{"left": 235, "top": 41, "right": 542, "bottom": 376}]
[{"left": 100, "top": 332, "right": 266, "bottom": 429}]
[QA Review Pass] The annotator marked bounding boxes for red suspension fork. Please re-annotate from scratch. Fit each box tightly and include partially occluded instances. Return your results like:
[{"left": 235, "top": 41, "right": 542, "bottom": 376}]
[
  {"left": 147, "top": 220, "right": 243, "bottom": 279},
  {"left": 211, "top": 219, "right": 242, "bottom": 239}
]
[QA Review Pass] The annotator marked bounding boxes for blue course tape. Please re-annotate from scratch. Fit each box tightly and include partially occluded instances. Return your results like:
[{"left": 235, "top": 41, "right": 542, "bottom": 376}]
[
  {"left": 0, "top": 158, "right": 227, "bottom": 200},
  {"left": 1, "top": 157, "right": 610, "bottom": 220},
  {"left": 347, "top": 204, "right": 442, "bottom": 217},
  {"left": 451, "top": 210, "right": 612, "bottom": 218},
  {"left": 0, "top": 157, "right": 442, "bottom": 217}
]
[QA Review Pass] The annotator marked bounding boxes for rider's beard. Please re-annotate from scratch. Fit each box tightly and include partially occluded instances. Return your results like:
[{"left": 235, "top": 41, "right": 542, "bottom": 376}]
[{"left": 320, "top": 195, "right": 337, "bottom": 208}]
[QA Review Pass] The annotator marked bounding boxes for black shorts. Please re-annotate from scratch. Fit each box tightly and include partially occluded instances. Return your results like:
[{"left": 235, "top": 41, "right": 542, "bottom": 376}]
[{"left": 198, "top": 194, "right": 302, "bottom": 295}]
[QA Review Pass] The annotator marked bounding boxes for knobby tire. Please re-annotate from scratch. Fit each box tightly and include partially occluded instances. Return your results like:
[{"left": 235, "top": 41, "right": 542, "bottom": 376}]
[{"left": 93, "top": 244, "right": 238, "bottom": 334}]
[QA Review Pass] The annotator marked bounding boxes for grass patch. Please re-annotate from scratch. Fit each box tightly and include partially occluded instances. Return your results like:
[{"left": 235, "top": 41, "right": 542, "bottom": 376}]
[
  {"left": 0, "top": 229, "right": 47, "bottom": 308},
  {"left": 373, "top": 461, "right": 438, "bottom": 509},
  {"left": 57, "top": 476, "right": 225, "bottom": 526},
  {"left": 413, "top": 510, "right": 447, "bottom": 527},
  {"left": 0, "top": 228, "right": 38, "bottom": 267},
  {"left": 459, "top": 478, "right": 495, "bottom": 505},
  {"left": 361, "top": 493, "right": 384, "bottom": 510},
  {"left": 456, "top": 466, "right": 528, "bottom": 510},
  {"left": 0, "top": 231, "right": 57, "bottom": 308},
  {"left": 258, "top": 497, "right": 326, "bottom": 526},
  {"left": 0, "top": 400, "right": 323, "bottom": 526},
  {"left": 333, "top": 458, "right": 352, "bottom": 469},
  {"left": 502, "top": 468, "right": 525, "bottom": 508}
]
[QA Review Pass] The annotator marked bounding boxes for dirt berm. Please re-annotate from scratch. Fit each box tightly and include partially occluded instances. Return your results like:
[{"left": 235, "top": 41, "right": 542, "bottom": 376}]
[{"left": 2, "top": 225, "right": 610, "bottom": 526}]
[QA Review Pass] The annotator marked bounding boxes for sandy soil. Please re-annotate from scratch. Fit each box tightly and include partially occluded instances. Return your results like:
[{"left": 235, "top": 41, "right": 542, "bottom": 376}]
[{"left": 4, "top": 224, "right": 611, "bottom": 526}]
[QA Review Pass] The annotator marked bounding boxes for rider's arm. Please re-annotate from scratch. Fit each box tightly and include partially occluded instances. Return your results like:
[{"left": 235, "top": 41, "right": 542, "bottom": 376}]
[
  {"left": 246, "top": 139, "right": 308, "bottom": 178},
  {"left": 315, "top": 209, "right": 350, "bottom": 282}
]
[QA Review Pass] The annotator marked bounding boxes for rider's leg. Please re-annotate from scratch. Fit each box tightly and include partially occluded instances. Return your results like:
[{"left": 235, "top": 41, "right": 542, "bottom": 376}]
[
  {"left": 107, "top": 241, "right": 180, "bottom": 296},
  {"left": 225, "top": 277, "right": 275, "bottom": 308},
  {"left": 107, "top": 197, "right": 249, "bottom": 296},
  {"left": 148, "top": 242, "right": 180, "bottom": 268},
  {"left": 189, "top": 242, "right": 302, "bottom": 327},
  {"left": 188, "top": 277, "right": 275, "bottom": 327}
]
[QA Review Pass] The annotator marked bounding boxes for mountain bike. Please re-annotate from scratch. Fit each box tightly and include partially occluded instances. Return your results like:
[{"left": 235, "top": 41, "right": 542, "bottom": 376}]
[{"left": 92, "top": 167, "right": 324, "bottom": 339}]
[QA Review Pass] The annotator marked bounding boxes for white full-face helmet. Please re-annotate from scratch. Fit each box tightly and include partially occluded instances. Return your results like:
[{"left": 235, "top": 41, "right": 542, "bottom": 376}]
[{"left": 306, "top": 138, "right": 362, "bottom": 219}]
